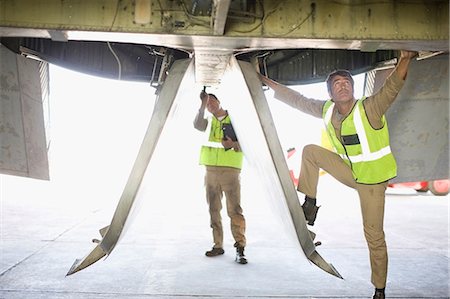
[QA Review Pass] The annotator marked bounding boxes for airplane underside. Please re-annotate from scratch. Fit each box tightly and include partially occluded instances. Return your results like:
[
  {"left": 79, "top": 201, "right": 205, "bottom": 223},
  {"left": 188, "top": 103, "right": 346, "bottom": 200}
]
[{"left": 66, "top": 57, "right": 342, "bottom": 278}]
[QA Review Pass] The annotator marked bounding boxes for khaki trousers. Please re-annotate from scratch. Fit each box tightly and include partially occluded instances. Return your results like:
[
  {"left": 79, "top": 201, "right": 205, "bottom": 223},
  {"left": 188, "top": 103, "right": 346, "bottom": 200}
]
[
  {"left": 298, "top": 144, "right": 388, "bottom": 288},
  {"left": 205, "top": 166, "right": 246, "bottom": 249}
]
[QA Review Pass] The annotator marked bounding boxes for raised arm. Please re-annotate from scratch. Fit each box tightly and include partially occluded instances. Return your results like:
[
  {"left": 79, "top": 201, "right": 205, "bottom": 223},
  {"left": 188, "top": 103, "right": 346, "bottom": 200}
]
[
  {"left": 363, "top": 50, "right": 418, "bottom": 127},
  {"left": 193, "top": 90, "right": 208, "bottom": 131},
  {"left": 396, "top": 50, "right": 418, "bottom": 80},
  {"left": 259, "top": 73, "right": 325, "bottom": 119}
]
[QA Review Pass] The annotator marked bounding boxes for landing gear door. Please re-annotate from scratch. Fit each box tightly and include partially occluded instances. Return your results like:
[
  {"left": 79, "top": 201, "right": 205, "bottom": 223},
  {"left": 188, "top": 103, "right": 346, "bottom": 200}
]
[
  {"left": 0, "top": 44, "right": 50, "bottom": 180},
  {"left": 368, "top": 53, "right": 449, "bottom": 183}
]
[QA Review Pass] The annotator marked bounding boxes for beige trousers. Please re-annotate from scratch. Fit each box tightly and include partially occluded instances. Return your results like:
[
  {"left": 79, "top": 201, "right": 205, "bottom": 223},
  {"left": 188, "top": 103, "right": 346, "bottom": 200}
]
[
  {"left": 205, "top": 166, "right": 246, "bottom": 249},
  {"left": 298, "top": 144, "right": 388, "bottom": 289}
]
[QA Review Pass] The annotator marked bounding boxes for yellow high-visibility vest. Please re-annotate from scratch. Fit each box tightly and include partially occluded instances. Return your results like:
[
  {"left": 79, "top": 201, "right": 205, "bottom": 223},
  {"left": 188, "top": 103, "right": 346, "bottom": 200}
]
[
  {"left": 199, "top": 115, "right": 243, "bottom": 169},
  {"left": 323, "top": 99, "right": 396, "bottom": 184}
]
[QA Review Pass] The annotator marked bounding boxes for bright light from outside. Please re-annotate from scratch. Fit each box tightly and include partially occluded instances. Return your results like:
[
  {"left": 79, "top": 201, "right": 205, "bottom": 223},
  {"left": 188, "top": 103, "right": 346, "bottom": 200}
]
[
  {"left": 0, "top": 62, "right": 365, "bottom": 277},
  {"left": 0, "top": 64, "right": 364, "bottom": 214},
  {"left": 1, "top": 65, "right": 156, "bottom": 212}
]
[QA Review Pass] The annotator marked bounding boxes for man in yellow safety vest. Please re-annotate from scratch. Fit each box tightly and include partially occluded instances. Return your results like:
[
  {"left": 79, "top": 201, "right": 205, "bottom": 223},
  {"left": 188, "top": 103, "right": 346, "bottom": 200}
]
[
  {"left": 260, "top": 50, "right": 417, "bottom": 299},
  {"left": 194, "top": 90, "right": 247, "bottom": 264}
]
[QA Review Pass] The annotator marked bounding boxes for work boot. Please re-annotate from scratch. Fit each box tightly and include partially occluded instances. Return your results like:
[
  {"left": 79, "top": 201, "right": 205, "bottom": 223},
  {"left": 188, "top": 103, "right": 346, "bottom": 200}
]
[
  {"left": 373, "top": 288, "right": 385, "bottom": 299},
  {"left": 234, "top": 243, "right": 247, "bottom": 264},
  {"left": 205, "top": 247, "right": 224, "bottom": 257},
  {"left": 302, "top": 196, "right": 320, "bottom": 226}
]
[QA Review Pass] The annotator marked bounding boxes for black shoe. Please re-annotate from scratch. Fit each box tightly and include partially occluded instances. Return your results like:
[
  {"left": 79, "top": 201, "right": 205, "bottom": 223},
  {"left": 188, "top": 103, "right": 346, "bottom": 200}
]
[
  {"left": 234, "top": 244, "right": 247, "bottom": 264},
  {"left": 205, "top": 247, "right": 224, "bottom": 257},
  {"left": 373, "top": 288, "right": 385, "bottom": 299},
  {"left": 302, "top": 196, "right": 320, "bottom": 226}
]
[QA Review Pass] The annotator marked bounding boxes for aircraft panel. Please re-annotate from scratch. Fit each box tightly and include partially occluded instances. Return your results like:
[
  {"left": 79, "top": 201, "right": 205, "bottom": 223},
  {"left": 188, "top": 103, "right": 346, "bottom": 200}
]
[
  {"left": 0, "top": 44, "right": 49, "bottom": 180},
  {"left": 374, "top": 54, "right": 449, "bottom": 183},
  {"left": 67, "top": 58, "right": 192, "bottom": 275},
  {"left": 221, "top": 57, "right": 341, "bottom": 278}
]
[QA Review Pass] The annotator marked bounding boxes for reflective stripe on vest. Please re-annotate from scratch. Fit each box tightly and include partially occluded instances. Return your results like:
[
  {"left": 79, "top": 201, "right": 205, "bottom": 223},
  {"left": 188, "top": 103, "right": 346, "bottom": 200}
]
[
  {"left": 202, "top": 119, "right": 223, "bottom": 148},
  {"left": 350, "top": 103, "right": 393, "bottom": 163},
  {"left": 199, "top": 115, "right": 243, "bottom": 169},
  {"left": 203, "top": 141, "right": 223, "bottom": 148}
]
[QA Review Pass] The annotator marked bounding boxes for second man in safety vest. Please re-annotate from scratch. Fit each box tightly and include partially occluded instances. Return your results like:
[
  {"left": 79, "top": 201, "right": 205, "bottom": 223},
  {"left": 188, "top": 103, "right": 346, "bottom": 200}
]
[{"left": 194, "top": 90, "right": 247, "bottom": 264}]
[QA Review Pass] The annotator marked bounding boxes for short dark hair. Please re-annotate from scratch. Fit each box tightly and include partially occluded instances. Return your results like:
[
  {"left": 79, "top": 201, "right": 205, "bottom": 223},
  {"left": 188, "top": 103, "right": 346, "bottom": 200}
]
[
  {"left": 208, "top": 93, "right": 219, "bottom": 102},
  {"left": 326, "top": 70, "right": 354, "bottom": 94}
]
